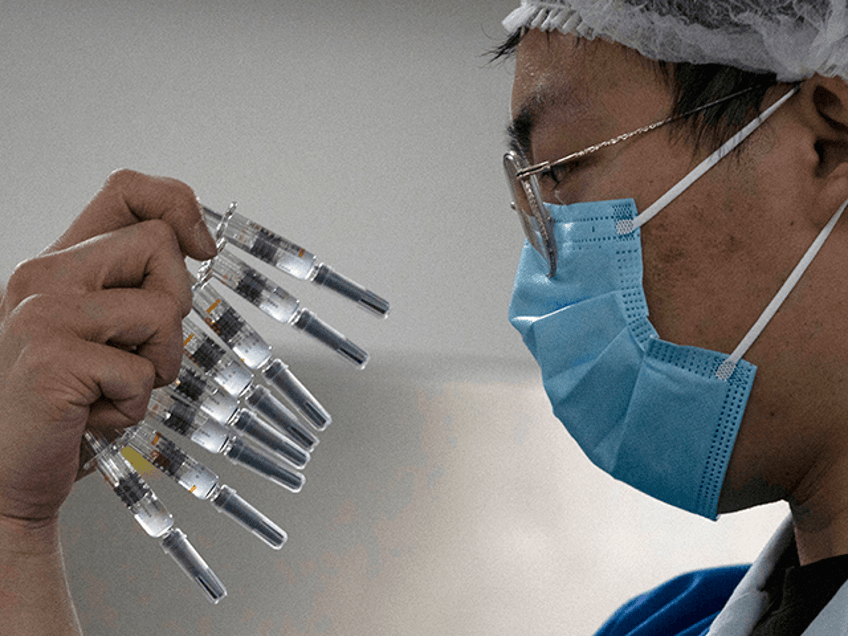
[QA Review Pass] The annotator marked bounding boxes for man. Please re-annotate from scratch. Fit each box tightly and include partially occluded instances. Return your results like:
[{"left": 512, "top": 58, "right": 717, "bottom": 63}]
[
  {"left": 500, "top": 1, "right": 848, "bottom": 634},
  {"left": 4, "top": 2, "right": 848, "bottom": 633}
]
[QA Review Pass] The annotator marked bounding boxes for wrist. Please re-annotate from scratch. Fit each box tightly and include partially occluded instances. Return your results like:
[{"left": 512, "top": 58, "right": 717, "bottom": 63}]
[
  {"left": 0, "top": 513, "right": 82, "bottom": 636},
  {"left": 0, "top": 514, "right": 61, "bottom": 558}
]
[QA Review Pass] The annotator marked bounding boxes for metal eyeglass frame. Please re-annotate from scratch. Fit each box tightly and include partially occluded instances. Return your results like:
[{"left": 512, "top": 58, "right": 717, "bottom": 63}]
[{"left": 503, "top": 86, "right": 762, "bottom": 277}]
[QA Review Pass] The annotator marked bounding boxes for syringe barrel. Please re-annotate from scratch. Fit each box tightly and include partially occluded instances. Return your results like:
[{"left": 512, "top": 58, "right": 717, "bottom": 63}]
[
  {"left": 291, "top": 309, "right": 369, "bottom": 368},
  {"left": 192, "top": 282, "right": 273, "bottom": 369},
  {"left": 123, "top": 425, "right": 220, "bottom": 500},
  {"left": 311, "top": 263, "right": 390, "bottom": 317},
  {"left": 173, "top": 361, "right": 239, "bottom": 425},
  {"left": 261, "top": 359, "right": 331, "bottom": 429},
  {"left": 229, "top": 409, "right": 311, "bottom": 468},
  {"left": 160, "top": 528, "right": 227, "bottom": 604},
  {"left": 147, "top": 391, "right": 200, "bottom": 437},
  {"left": 210, "top": 485, "right": 287, "bottom": 549},
  {"left": 146, "top": 391, "right": 231, "bottom": 454},
  {"left": 209, "top": 250, "right": 301, "bottom": 324},
  {"left": 189, "top": 417, "right": 233, "bottom": 454},
  {"left": 223, "top": 437, "right": 305, "bottom": 493},
  {"left": 88, "top": 437, "right": 174, "bottom": 538},
  {"left": 244, "top": 385, "right": 318, "bottom": 452},
  {"left": 182, "top": 317, "right": 255, "bottom": 396},
  {"left": 202, "top": 206, "right": 317, "bottom": 280}
]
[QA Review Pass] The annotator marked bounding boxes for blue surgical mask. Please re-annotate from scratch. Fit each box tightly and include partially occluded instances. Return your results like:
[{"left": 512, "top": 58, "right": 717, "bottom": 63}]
[{"left": 508, "top": 89, "right": 846, "bottom": 519}]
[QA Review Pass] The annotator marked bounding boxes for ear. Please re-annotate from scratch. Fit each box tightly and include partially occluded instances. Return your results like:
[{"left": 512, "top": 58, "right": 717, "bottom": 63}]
[{"left": 796, "top": 75, "right": 848, "bottom": 209}]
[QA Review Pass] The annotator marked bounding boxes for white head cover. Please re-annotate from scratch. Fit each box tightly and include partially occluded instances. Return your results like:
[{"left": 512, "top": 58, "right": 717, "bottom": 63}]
[{"left": 503, "top": 0, "right": 848, "bottom": 82}]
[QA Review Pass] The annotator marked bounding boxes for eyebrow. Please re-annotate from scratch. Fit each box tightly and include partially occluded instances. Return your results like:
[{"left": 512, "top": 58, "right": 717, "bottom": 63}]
[
  {"left": 506, "top": 87, "right": 573, "bottom": 161},
  {"left": 506, "top": 107, "right": 534, "bottom": 158}
]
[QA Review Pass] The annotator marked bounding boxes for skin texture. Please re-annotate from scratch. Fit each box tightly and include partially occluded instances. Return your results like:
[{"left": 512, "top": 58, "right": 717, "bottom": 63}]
[
  {"left": 0, "top": 169, "right": 217, "bottom": 635},
  {"left": 511, "top": 29, "right": 848, "bottom": 565}
]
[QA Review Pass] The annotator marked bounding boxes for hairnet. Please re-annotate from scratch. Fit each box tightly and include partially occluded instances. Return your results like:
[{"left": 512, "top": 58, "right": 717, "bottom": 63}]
[{"left": 503, "top": 1, "right": 848, "bottom": 82}]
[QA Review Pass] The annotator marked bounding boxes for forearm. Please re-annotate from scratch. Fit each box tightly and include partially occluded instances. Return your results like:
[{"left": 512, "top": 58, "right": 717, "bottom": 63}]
[{"left": 0, "top": 517, "right": 82, "bottom": 636}]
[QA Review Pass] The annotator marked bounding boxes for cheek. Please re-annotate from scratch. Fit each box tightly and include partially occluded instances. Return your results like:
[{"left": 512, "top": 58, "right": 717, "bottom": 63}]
[
  {"left": 639, "top": 198, "right": 781, "bottom": 353},
  {"left": 637, "top": 145, "right": 820, "bottom": 353},
  {"left": 639, "top": 218, "right": 706, "bottom": 345}
]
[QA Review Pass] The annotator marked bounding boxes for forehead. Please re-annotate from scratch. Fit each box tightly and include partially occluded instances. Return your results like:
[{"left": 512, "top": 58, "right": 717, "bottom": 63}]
[{"left": 510, "top": 30, "right": 673, "bottom": 153}]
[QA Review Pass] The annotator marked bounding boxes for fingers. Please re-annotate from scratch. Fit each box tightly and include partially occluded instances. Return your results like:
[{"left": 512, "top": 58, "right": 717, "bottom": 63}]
[
  {"left": 44, "top": 169, "right": 218, "bottom": 261},
  {"left": 0, "top": 307, "right": 160, "bottom": 518},
  {"left": 2, "top": 332, "right": 155, "bottom": 436},
  {"left": 0, "top": 169, "right": 214, "bottom": 520},
  {"left": 4, "top": 220, "right": 194, "bottom": 317},
  {"left": 7, "top": 288, "right": 184, "bottom": 389}
]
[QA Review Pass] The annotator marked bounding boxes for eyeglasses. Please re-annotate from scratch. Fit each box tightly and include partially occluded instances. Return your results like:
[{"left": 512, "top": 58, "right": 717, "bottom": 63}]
[{"left": 503, "top": 88, "right": 762, "bottom": 277}]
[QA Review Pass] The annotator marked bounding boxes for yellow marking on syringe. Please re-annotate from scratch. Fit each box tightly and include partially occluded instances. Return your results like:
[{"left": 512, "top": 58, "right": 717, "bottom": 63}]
[
  {"left": 190, "top": 485, "right": 197, "bottom": 493},
  {"left": 121, "top": 446, "right": 156, "bottom": 476},
  {"left": 184, "top": 334, "right": 195, "bottom": 347},
  {"left": 298, "top": 248, "right": 305, "bottom": 258},
  {"left": 207, "top": 299, "right": 221, "bottom": 314}
]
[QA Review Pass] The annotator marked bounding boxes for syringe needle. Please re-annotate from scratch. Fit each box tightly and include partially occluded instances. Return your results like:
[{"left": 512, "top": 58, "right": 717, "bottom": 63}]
[
  {"left": 242, "top": 385, "right": 317, "bottom": 450},
  {"left": 223, "top": 436, "right": 305, "bottom": 492},
  {"left": 160, "top": 528, "right": 227, "bottom": 604},
  {"left": 209, "top": 484, "right": 287, "bottom": 549},
  {"left": 228, "top": 406, "right": 313, "bottom": 463},
  {"left": 259, "top": 358, "right": 331, "bottom": 430}
]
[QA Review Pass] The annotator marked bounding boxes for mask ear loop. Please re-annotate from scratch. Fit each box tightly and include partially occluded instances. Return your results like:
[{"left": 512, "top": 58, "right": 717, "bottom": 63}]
[
  {"left": 716, "top": 198, "right": 848, "bottom": 379},
  {"left": 616, "top": 87, "right": 798, "bottom": 235},
  {"left": 608, "top": 84, "right": 841, "bottom": 381}
]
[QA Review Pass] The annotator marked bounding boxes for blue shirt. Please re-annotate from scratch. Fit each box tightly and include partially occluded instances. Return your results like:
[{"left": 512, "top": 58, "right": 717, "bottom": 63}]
[{"left": 594, "top": 566, "right": 750, "bottom": 636}]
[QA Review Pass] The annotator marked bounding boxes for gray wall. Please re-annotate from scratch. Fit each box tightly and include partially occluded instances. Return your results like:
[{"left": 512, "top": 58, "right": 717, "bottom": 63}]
[{"left": 1, "top": 2, "right": 785, "bottom": 635}]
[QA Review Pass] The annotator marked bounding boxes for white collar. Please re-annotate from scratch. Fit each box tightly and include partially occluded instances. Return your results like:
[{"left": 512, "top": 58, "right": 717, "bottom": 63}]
[{"left": 707, "top": 515, "right": 848, "bottom": 636}]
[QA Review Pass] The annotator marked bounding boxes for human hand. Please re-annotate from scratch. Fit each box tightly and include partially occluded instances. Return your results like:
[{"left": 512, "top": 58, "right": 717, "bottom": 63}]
[{"left": 0, "top": 169, "right": 218, "bottom": 526}]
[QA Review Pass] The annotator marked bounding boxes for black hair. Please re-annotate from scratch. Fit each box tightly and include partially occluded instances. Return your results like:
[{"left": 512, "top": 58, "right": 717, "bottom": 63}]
[{"left": 491, "top": 30, "right": 787, "bottom": 154}]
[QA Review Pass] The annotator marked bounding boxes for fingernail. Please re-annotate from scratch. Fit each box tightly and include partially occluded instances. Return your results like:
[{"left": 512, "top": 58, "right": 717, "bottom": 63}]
[{"left": 193, "top": 218, "right": 218, "bottom": 258}]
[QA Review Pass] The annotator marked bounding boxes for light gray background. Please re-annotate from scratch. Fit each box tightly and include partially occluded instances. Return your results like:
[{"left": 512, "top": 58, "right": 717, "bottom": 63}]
[{"left": 1, "top": 2, "right": 786, "bottom": 635}]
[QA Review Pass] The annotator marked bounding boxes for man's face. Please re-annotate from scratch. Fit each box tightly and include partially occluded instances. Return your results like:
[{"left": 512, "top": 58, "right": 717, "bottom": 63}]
[{"left": 510, "top": 29, "right": 848, "bottom": 513}]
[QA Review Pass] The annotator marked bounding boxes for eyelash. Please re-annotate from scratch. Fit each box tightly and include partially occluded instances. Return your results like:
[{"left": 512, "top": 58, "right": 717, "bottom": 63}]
[{"left": 539, "top": 161, "right": 579, "bottom": 187}]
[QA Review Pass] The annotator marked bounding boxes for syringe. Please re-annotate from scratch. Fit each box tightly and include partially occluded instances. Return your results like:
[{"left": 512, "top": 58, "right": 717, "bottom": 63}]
[
  {"left": 83, "top": 202, "right": 391, "bottom": 604},
  {"left": 202, "top": 203, "right": 390, "bottom": 317},
  {"left": 121, "top": 425, "right": 287, "bottom": 549},
  {"left": 172, "top": 357, "right": 316, "bottom": 458},
  {"left": 184, "top": 308, "right": 331, "bottom": 430},
  {"left": 120, "top": 425, "right": 219, "bottom": 499},
  {"left": 82, "top": 431, "right": 227, "bottom": 603},
  {"left": 146, "top": 390, "right": 305, "bottom": 493},
  {"left": 82, "top": 430, "right": 174, "bottom": 538},
  {"left": 196, "top": 256, "right": 369, "bottom": 368},
  {"left": 181, "top": 318, "right": 255, "bottom": 397}
]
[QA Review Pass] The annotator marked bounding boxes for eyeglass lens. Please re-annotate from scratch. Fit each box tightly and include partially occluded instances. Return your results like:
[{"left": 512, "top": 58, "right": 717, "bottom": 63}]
[{"left": 503, "top": 151, "right": 557, "bottom": 276}]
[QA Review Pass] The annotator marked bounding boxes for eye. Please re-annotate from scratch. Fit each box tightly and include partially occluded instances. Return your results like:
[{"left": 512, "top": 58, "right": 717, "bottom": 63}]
[
  {"left": 538, "top": 160, "right": 579, "bottom": 187},
  {"left": 536, "top": 160, "right": 581, "bottom": 203}
]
